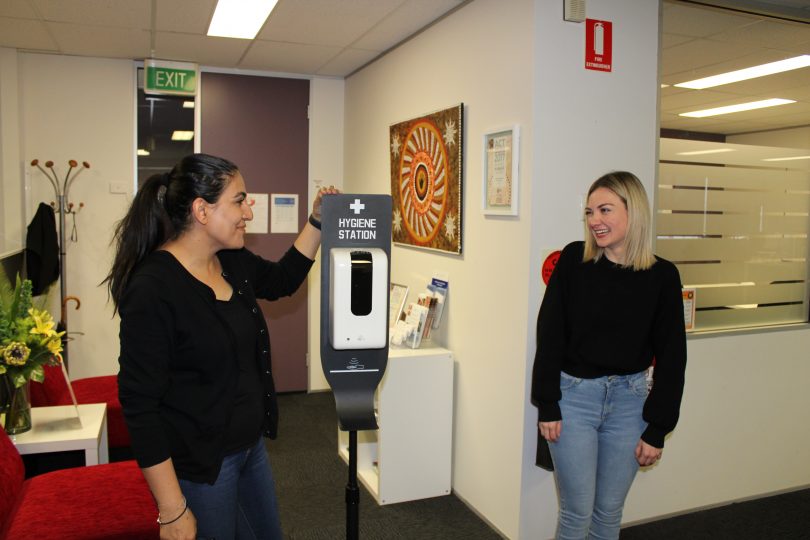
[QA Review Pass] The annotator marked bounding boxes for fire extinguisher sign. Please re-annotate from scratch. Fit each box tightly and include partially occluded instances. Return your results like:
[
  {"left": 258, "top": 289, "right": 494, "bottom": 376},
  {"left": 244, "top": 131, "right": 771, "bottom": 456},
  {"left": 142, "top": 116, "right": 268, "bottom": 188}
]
[{"left": 585, "top": 19, "right": 612, "bottom": 72}]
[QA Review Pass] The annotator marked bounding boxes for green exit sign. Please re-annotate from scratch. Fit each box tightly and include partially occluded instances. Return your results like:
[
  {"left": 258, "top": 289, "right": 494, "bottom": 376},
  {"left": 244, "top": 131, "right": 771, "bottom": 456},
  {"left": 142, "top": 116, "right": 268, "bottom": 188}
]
[{"left": 144, "top": 60, "right": 198, "bottom": 96}]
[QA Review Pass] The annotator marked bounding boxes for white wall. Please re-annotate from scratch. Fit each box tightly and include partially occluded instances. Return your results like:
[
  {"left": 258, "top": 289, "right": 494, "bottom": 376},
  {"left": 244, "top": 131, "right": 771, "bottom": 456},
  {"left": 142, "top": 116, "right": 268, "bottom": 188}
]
[
  {"left": 308, "top": 77, "right": 345, "bottom": 391},
  {"left": 18, "top": 53, "right": 135, "bottom": 380},
  {"left": 624, "top": 328, "right": 810, "bottom": 520},
  {"left": 519, "top": 1, "right": 661, "bottom": 537},
  {"left": 0, "top": 47, "right": 24, "bottom": 257},
  {"left": 344, "top": 0, "right": 536, "bottom": 536}
]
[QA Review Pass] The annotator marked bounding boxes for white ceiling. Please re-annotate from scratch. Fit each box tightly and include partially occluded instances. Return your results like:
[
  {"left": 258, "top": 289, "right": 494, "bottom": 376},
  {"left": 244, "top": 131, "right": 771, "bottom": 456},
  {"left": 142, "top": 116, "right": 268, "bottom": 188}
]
[
  {"left": 0, "top": 0, "right": 808, "bottom": 137},
  {"left": 661, "top": 0, "right": 810, "bottom": 136},
  {"left": 0, "top": 0, "right": 468, "bottom": 77}
]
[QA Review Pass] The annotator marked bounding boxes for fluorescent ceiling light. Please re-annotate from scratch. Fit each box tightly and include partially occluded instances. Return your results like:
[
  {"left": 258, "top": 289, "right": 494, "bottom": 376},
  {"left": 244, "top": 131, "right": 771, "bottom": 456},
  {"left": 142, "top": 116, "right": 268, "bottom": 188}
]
[
  {"left": 762, "top": 155, "right": 810, "bottom": 162},
  {"left": 137, "top": 149, "right": 150, "bottom": 156},
  {"left": 680, "top": 98, "right": 795, "bottom": 118},
  {"left": 207, "top": 0, "right": 279, "bottom": 39},
  {"left": 674, "top": 55, "right": 810, "bottom": 89},
  {"left": 172, "top": 131, "right": 195, "bottom": 141},
  {"left": 183, "top": 101, "right": 195, "bottom": 109},
  {"left": 677, "top": 148, "right": 735, "bottom": 156}
]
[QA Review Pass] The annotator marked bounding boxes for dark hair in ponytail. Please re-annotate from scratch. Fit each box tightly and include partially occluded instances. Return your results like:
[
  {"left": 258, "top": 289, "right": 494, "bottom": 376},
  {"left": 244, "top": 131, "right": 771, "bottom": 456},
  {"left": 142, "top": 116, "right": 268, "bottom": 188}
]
[{"left": 104, "top": 153, "right": 239, "bottom": 311}]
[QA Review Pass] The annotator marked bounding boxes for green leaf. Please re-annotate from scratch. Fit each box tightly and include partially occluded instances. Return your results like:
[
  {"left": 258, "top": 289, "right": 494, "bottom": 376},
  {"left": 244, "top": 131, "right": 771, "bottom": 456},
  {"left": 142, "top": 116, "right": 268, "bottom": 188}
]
[
  {"left": 30, "top": 365, "right": 45, "bottom": 383},
  {"left": 11, "top": 371, "right": 27, "bottom": 388}
]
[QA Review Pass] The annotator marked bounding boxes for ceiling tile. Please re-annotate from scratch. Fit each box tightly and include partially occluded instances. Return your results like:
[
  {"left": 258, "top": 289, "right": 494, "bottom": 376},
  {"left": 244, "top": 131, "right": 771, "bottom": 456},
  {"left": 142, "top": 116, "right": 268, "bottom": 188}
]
[
  {"left": 154, "top": 32, "right": 250, "bottom": 67},
  {"left": 663, "top": 2, "right": 761, "bottom": 38},
  {"left": 662, "top": 89, "right": 739, "bottom": 112},
  {"left": 156, "top": 0, "right": 216, "bottom": 34},
  {"left": 0, "top": 17, "right": 57, "bottom": 50},
  {"left": 258, "top": 0, "right": 401, "bottom": 47},
  {"left": 47, "top": 22, "right": 150, "bottom": 58},
  {"left": 710, "top": 19, "right": 810, "bottom": 49},
  {"left": 0, "top": 0, "right": 38, "bottom": 18},
  {"left": 353, "top": 0, "right": 465, "bottom": 51},
  {"left": 316, "top": 47, "right": 379, "bottom": 77},
  {"left": 661, "top": 38, "right": 760, "bottom": 76},
  {"left": 34, "top": 0, "right": 150, "bottom": 28},
  {"left": 239, "top": 40, "right": 340, "bottom": 74}
]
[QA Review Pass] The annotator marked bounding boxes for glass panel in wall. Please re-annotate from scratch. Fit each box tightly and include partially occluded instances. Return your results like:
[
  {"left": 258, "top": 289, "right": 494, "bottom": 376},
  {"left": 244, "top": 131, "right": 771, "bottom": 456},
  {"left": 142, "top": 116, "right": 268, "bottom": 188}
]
[
  {"left": 136, "top": 67, "right": 195, "bottom": 187},
  {"left": 658, "top": 138, "right": 810, "bottom": 332}
]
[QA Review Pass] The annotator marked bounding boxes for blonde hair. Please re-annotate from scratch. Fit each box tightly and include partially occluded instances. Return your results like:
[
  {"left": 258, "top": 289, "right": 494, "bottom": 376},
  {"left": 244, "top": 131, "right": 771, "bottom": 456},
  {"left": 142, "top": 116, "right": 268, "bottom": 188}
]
[{"left": 583, "top": 171, "right": 655, "bottom": 271}]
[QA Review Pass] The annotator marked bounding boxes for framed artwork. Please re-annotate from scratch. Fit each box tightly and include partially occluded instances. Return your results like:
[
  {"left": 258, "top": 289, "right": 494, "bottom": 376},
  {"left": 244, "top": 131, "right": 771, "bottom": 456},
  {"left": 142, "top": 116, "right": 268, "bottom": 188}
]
[
  {"left": 483, "top": 125, "right": 519, "bottom": 216},
  {"left": 390, "top": 104, "right": 463, "bottom": 254}
]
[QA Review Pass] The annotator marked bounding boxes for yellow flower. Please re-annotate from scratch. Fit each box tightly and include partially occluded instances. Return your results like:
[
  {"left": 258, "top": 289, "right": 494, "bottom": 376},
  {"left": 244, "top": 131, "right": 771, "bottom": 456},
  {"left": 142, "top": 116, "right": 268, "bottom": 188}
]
[
  {"left": 46, "top": 336, "right": 64, "bottom": 360},
  {"left": 2, "top": 341, "right": 31, "bottom": 365},
  {"left": 28, "top": 308, "right": 57, "bottom": 338}
]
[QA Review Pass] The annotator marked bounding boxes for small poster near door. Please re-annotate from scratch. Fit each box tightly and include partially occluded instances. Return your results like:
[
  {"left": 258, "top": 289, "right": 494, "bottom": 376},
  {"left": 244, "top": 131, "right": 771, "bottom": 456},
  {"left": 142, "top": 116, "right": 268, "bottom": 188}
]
[{"left": 270, "top": 193, "right": 299, "bottom": 234}]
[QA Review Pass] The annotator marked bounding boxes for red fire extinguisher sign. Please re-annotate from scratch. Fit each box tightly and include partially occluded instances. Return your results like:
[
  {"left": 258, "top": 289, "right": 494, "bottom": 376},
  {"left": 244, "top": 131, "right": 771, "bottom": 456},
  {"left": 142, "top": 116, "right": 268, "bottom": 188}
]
[{"left": 585, "top": 19, "right": 612, "bottom": 72}]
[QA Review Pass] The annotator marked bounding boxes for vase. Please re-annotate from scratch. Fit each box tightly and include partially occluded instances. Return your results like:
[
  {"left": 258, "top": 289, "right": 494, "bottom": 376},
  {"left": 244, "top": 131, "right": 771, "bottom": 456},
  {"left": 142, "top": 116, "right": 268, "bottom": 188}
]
[{"left": 4, "top": 381, "right": 32, "bottom": 435}]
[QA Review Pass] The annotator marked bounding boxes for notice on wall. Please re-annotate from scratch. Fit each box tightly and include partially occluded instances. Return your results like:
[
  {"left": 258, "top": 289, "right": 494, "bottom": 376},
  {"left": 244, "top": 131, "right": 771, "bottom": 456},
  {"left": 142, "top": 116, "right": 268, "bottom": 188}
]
[
  {"left": 682, "top": 288, "right": 696, "bottom": 331},
  {"left": 585, "top": 19, "right": 613, "bottom": 72},
  {"left": 271, "top": 193, "right": 299, "bottom": 234},
  {"left": 245, "top": 193, "right": 268, "bottom": 234}
]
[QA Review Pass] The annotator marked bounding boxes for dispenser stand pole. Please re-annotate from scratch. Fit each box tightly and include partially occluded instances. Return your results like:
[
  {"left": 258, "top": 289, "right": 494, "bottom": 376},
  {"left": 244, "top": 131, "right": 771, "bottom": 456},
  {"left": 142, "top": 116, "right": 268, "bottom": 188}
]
[{"left": 346, "top": 430, "right": 359, "bottom": 539}]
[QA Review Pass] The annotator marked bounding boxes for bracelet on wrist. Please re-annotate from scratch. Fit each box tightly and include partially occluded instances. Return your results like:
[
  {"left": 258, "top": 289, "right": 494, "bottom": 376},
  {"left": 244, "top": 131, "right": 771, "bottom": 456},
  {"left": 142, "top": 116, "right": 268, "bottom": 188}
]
[
  {"left": 308, "top": 213, "right": 322, "bottom": 230},
  {"left": 157, "top": 497, "right": 188, "bottom": 526}
]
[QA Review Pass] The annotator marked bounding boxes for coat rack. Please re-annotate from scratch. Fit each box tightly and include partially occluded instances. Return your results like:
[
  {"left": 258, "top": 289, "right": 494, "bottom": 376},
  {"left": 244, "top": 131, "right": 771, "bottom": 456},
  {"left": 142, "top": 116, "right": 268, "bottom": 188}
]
[{"left": 30, "top": 159, "right": 90, "bottom": 371}]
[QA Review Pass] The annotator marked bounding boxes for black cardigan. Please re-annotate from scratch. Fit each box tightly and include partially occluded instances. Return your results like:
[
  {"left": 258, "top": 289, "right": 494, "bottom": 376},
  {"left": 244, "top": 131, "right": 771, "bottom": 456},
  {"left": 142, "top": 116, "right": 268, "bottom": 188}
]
[
  {"left": 531, "top": 241, "right": 687, "bottom": 448},
  {"left": 117, "top": 246, "right": 313, "bottom": 483}
]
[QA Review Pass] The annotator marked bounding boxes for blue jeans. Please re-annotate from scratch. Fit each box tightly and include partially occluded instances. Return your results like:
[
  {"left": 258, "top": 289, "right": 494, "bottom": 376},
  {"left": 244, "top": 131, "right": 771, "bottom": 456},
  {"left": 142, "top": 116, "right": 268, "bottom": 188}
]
[
  {"left": 178, "top": 438, "right": 282, "bottom": 540},
  {"left": 548, "top": 370, "right": 649, "bottom": 540}
]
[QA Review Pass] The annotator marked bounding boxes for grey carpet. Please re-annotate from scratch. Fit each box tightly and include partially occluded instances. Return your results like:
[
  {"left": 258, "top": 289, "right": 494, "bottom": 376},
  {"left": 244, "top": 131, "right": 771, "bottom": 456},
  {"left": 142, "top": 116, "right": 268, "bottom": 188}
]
[
  {"left": 269, "top": 391, "right": 810, "bottom": 540},
  {"left": 268, "top": 391, "right": 503, "bottom": 540}
]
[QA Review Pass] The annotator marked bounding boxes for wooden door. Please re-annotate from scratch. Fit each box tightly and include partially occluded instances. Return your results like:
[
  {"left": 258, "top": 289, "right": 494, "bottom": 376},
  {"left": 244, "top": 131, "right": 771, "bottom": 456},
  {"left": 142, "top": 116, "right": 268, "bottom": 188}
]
[{"left": 201, "top": 73, "right": 310, "bottom": 392}]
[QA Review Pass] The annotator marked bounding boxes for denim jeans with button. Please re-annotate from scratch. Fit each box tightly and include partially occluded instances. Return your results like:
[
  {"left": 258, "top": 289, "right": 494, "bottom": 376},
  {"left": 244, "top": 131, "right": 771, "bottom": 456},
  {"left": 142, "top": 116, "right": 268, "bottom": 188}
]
[
  {"left": 548, "top": 370, "right": 649, "bottom": 540},
  {"left": 179, "top": 437, "right": 282, "bottom": 540}
]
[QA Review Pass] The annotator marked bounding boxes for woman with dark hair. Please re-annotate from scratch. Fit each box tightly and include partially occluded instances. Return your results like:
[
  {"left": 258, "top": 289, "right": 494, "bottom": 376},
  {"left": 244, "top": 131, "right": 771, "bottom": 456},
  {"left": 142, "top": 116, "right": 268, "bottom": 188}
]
[
  {"left": 106, "top": 153, "right": 336, "bottom": 540},
  {"left": 531, "top": 171, "right": 687, "bottom": 540}
]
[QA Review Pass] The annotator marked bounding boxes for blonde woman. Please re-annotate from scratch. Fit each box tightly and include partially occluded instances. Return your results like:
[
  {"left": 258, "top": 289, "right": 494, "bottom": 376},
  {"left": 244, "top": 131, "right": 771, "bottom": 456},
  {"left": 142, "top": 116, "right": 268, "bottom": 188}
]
[{"left": 532, "top": 171, "right": 686, "bottom": 540}]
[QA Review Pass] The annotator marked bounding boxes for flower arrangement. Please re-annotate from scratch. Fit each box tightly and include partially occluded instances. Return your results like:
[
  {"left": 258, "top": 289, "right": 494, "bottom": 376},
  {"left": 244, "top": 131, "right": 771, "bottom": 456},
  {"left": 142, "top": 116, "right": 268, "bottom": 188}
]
[{"left": 0, "top": 273, "right": 63, "bottom": 389}]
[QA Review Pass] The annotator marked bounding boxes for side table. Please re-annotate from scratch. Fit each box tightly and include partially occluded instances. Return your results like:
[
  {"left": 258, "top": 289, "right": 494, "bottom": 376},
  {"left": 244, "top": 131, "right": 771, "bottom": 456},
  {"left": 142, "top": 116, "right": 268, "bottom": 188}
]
[{"left": 7, "top": 403, "right": 109, "bottom": 465}]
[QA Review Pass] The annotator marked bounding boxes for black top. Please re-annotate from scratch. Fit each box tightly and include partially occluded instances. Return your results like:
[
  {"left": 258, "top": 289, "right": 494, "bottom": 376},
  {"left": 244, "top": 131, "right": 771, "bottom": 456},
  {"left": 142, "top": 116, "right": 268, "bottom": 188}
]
[
  {"left": 531, "top": 241, "right": 687, "bottom": 448},
  {"left": 117, "top": 246, "right": 313, "bottom": 483},
  {"left": 216, "top": 294, "right": 263, "bottom": 455}
]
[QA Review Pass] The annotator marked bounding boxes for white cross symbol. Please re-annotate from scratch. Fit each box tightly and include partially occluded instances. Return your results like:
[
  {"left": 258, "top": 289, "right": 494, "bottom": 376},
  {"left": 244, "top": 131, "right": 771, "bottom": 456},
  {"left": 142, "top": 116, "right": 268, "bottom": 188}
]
[{"left": 349, "top": 199, "right": 365, "bottom": 214}]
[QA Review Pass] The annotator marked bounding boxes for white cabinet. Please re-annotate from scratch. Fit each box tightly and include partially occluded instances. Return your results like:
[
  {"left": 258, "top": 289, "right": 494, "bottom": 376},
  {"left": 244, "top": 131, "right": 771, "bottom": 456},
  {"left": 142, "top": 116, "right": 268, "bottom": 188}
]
[{"left": 338, "top": 347, "right": 453, "bottom": 505}]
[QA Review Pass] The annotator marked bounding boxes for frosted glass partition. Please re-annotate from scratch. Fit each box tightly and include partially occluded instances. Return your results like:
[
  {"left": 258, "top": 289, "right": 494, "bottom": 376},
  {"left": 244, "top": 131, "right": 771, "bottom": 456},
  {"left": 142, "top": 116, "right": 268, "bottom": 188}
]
[{"left": 658, "top": 138, "right": 810, "bottom": 332}]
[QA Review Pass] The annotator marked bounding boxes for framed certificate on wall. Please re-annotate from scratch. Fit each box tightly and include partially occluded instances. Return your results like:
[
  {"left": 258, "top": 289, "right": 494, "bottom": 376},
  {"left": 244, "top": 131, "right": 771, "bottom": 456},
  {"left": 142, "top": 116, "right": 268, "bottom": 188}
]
[{"left": 483, "top": 125, "right": 519, "bottom": 216}]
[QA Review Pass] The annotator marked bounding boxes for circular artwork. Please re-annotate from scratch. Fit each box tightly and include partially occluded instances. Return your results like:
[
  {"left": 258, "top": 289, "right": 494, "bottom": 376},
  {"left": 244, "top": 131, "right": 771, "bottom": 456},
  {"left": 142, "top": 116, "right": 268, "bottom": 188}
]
[{"left": 397, "top": 120, "right": 449, "bottom": 244}]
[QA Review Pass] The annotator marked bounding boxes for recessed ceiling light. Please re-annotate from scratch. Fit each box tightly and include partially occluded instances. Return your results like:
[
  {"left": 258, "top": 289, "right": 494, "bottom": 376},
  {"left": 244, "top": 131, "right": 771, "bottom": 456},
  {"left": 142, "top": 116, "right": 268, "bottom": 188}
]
[
  {"left": 677, "top": 149, "right": 735, "bottom": 156},
  {"left": 674, "top": 55, "right": 810, "bottom": 90},
  {"left": 207, "top": 0, "right": 279, "bottom": 39},
  {"left": 762, "top": 155, "right": 810, "bottom": 162},
  {"left": 172, "top": 131, "right": 195, "bottom": 141},
  {"left": 137, "top": 149, "right": 150, "bottom": 156},
  {"left": 679, "top": 98, "right": 795, "bottom": 118},
  {"left": 183, "top": 101, "right": 195, "bottom": 109}
]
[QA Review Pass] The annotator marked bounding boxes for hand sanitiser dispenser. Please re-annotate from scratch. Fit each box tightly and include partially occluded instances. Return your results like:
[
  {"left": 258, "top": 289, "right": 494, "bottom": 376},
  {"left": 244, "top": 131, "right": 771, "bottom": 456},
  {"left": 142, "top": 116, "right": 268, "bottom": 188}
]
[
  {"left": 329, "top": 248, "right": 388, "bottom": 350},
  {"left": 320, "top": 194, "right": 392, "bottom": 540}
]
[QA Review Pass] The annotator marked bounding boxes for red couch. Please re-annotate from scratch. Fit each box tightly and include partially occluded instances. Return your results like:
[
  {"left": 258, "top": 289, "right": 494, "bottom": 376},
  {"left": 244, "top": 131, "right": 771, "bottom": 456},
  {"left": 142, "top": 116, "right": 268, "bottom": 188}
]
[
  {"left": 0, "top": 428, "right": 157, "bottom": 539},
  {"left": 29, "top": 364, "right": 130, "bottom": 449}
]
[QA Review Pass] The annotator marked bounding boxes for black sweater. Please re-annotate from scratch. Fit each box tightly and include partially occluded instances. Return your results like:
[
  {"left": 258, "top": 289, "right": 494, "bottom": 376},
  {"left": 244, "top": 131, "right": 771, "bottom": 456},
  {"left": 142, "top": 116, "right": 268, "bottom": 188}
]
[
  {"left": 531, "top": 241, "right": 687, "bottom": 448},
  {"left": 117, "top": 246, "right": 313, "bottom": 483}
]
